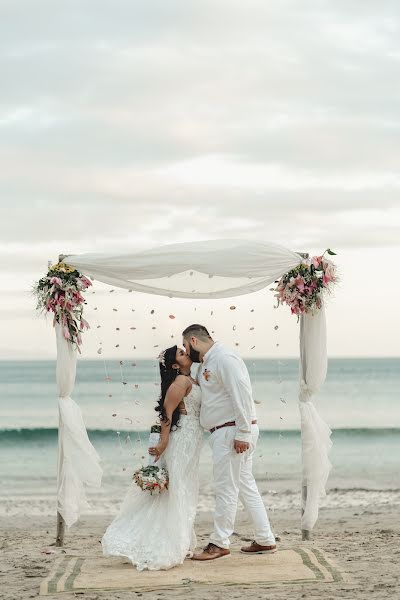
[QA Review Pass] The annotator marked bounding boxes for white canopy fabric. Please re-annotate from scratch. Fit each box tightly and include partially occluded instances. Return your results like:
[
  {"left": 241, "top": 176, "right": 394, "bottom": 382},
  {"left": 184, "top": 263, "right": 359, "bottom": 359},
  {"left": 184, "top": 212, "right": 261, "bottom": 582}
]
[
  {"left": 55, "top": 324, "right": 102, "bottom": 527},
  {"left": 299, "top": 309, "right": 332, "bottom": 530},
  {"left": 56, "top": 239, "right": 332, "bottom": 531},
  {"left": 65, "top": 239, "right": 302, "bottom": 299}
]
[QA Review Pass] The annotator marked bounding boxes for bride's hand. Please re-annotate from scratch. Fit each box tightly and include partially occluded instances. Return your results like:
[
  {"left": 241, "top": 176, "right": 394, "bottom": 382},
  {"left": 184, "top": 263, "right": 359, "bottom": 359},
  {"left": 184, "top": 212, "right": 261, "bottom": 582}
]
[{"left": 149, "top": 443, "right": 167, "bottom": 462}]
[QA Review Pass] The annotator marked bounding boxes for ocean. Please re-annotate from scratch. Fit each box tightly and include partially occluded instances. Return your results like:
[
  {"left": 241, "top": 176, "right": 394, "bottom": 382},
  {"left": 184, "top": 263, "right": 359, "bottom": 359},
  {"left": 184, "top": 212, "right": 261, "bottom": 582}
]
[{"left": 1, "top": 358, "right": 399, "bottom": 518}]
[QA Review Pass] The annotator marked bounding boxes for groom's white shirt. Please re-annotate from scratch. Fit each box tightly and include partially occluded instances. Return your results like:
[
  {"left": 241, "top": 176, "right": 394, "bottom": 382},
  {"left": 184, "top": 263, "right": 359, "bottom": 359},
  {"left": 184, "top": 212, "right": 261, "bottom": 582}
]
[{"left": 198, "top": 341, "right": 256, "bottom": 443}]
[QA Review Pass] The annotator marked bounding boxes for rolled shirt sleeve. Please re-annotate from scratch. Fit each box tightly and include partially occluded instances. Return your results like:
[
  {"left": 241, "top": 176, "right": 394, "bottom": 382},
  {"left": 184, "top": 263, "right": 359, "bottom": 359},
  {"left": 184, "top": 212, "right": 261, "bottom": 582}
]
[{"left": 217, "top": 354, "right": 255, "bottom": 443}]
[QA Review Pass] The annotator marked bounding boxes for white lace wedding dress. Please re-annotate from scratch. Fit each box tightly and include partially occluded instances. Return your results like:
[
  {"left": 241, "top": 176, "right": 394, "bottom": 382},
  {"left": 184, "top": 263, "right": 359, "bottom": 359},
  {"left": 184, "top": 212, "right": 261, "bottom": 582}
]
[{"left": 102, "top": 384, "right": 203, "bottom": 571}]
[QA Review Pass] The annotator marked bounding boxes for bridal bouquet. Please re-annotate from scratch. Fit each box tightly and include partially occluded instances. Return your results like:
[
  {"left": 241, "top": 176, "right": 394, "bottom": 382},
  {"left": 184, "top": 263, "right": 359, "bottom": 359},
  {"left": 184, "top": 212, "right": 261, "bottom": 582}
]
[
  {"left": 33, "top": 262, "right": 92, "bottom": 351},
  {"left": 133, "top": 425, "right": 169, "bottom": 494},
  {"left": 274, "top": 249, "right": 337, "bottom": 317},
  {"left": 133, "top": 465, "right": 169, "bottom": 495}
]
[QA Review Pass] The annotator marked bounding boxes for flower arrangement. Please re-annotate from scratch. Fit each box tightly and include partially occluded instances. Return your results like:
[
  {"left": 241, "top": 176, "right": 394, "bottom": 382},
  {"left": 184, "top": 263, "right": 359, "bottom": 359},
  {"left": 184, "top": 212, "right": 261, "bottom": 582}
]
[
  {"left": 274, "top": 249, "right": 337, "bottom": 317},
  {"left": 33, "top": 262, "right": 92, "bottom": 351},
  {"left": 133, "top": 465, "right": 169, "bottom": 495}
]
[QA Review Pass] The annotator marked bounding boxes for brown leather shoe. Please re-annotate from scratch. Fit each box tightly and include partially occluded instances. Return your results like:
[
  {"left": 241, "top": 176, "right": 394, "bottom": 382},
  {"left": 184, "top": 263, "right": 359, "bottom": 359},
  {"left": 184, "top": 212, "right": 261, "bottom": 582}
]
[
  {"left": 240, "top": 540, "right": 277, "bottom": 554},
  {"left": 191, "top": 543, "right": 230, "bottom": 561}
]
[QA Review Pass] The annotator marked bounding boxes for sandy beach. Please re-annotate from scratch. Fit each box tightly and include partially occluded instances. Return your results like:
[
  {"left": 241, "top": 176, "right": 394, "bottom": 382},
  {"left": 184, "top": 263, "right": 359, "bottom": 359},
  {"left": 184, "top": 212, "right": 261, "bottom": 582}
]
[{"left": 1, "top": 504, "right": 399, "bottom": 600}]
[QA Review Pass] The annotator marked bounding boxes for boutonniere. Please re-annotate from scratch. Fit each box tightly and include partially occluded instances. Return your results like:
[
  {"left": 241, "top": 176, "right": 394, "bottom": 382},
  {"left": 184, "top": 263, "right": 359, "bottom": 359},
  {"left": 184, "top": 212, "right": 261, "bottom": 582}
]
[{"left": 203, "top": 368, "right": 211, "bottom": 381}]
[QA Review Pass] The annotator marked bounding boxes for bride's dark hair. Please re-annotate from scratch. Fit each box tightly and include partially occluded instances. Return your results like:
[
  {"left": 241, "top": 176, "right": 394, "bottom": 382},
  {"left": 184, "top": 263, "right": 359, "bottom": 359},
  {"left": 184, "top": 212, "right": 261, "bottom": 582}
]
[{"left": 155, "top": 345, "right": 182, "bottom": 430}]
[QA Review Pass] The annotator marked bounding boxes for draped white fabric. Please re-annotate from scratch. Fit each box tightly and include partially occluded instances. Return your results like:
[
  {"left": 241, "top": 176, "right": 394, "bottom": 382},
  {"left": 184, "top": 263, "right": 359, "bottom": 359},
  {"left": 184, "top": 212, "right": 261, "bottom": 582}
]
[
  {"left": 53, "top": 238, "right": 332, "bottom": 531},
  {"left": 65, "top": 239, "right": 302, "bottom": 299},
  {"left": 299, "top": 308, "right": 332, "bottom": 531},
  {"left": 55, "top": 324, "right": 103, "bottom": 528}
]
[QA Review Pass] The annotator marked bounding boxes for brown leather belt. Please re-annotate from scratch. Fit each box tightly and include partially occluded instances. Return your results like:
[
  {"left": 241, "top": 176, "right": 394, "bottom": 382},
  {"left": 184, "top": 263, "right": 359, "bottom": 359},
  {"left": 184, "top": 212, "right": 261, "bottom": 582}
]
[{"left": 209, "top": 420, "right": 257, "bottom": 434}]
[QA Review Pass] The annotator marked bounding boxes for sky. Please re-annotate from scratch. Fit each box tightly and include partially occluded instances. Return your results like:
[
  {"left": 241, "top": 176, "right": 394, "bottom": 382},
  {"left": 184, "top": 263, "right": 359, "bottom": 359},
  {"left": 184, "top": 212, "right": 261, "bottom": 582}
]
[{"left": 1, "top": 0, "right": 399, "bottom": 359}]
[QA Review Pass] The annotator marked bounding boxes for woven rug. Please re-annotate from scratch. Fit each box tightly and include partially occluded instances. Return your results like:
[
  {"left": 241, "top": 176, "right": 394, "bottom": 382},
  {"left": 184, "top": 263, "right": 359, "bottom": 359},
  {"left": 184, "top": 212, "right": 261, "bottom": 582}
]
[{"left": 40, "top": 547, "right": 345, "bottom": 594}]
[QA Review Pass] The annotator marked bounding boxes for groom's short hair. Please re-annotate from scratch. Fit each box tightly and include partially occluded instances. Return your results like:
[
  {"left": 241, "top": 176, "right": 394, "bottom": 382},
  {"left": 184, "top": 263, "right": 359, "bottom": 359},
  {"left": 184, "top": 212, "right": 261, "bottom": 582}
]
[{"left": 182, "top": 324, "right": 212, "bottom": 341}]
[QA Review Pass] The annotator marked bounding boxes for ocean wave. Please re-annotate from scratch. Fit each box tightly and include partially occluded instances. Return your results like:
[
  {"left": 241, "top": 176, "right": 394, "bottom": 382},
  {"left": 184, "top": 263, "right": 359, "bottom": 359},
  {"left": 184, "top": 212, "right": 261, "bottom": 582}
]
[{"left": 1, "top": 426, "right": 400, "bottom": 441}]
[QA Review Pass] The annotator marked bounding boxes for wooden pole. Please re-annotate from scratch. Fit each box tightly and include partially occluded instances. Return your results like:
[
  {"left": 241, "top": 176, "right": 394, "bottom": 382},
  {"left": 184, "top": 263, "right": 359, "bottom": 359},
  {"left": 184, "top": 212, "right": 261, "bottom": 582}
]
[
  {"left": 47, "top": 255, "right": 71, "bottom": 547},
  {"left": 56, "top": 341, "right": 66, "bottom": 546},
  {"left": 301, "top": 485, "right": 311, "bottom": 541},
  {"left": 55, "top": 411, "right": 66, "bottom": 546},
  {"left": 299, "top": 256, "right": 311, "bottom": 541},
  {"left": 56, "top": 512, "right": 66, "bottom": 546}
]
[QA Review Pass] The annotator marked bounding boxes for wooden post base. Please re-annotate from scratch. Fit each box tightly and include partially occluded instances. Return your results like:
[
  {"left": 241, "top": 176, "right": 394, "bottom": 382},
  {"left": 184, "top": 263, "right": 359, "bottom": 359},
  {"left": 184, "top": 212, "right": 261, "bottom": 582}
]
[
  {"left": 301, "top": 484, "right": 311, "bottom": 541},
  {"left": 56, "top": 511, "right": 65, "bottom": 547}
]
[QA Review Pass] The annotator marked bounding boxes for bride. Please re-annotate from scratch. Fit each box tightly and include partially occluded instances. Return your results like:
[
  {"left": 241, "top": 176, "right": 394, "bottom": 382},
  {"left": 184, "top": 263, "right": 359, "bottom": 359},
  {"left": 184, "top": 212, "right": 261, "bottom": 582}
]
[{"left": 102, "top": 345, "right": 203, "bottom": 571}]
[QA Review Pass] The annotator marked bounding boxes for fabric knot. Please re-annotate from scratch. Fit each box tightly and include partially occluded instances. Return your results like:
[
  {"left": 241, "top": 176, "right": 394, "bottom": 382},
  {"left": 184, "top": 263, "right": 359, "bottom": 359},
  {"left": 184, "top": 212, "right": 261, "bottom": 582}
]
[{"left": 299, "top": 379, "right": 313, "bottom": 402}]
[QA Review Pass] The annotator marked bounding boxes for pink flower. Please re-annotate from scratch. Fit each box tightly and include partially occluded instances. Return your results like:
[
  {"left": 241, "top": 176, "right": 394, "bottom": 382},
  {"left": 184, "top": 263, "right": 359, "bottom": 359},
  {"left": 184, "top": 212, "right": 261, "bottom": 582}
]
[
  {"left": 323, "top": 273, "right": 334, "bottom": 285},
  {"left": 63, "top": 327, "right": 71, "bottom": 340},
  {"left": 294, "top": 275, "right": 305, "bottom": 292},
  {"left": 73, "top": 291, "right": 85, "bottom": 303},
  {"left": 80, "top": 318, "right": 90, "bottom": 330},
  {"left": 80, "top": 276, "right": 92, "bottom": 289},
  {"left": 50, "top": 276, "right": 62, "bottom": 286},
  {"left": 312, "top": 256, "right": 323, "bottom": 269},
  {"left": 309, "top": 280, "right": 318, "bottom": 291},
  {"left": 324, "top": 263, "right": 336, "bottom": 282}
]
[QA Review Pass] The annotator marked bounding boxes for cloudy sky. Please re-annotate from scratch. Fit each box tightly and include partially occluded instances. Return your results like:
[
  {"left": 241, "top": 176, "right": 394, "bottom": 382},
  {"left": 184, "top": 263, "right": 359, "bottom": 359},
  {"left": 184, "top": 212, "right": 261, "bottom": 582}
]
[{"left": 1, "top": 0, "right": 399, "bottom": 359}]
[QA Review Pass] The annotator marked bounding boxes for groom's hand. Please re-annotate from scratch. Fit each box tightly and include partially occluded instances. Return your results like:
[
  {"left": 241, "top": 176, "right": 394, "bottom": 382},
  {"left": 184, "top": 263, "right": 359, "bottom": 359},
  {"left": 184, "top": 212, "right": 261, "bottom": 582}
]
[{"left": 234, "top": 440, "right": 249, "bottom": 454}]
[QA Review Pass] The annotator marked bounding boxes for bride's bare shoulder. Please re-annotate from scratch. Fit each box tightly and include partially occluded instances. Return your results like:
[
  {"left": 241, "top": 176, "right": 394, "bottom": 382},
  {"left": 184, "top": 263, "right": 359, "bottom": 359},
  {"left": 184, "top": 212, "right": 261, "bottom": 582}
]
[{"left": 173, "top": 375, "right": 192, "bottom": 390}]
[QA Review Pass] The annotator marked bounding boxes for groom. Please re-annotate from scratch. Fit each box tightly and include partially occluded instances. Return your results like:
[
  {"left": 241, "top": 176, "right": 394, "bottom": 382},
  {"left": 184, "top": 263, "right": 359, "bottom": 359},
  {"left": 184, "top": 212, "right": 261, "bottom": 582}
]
[{"left": 182, "top": 324, "right": 276, "bottom": 561}]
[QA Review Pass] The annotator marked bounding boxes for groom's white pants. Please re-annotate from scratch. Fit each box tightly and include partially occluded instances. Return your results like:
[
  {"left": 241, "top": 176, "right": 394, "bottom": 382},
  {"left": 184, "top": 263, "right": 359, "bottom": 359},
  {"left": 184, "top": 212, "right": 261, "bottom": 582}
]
[{"left": 209, "top": 424, "right": 275, "bottom": 549}]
